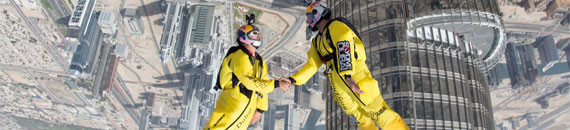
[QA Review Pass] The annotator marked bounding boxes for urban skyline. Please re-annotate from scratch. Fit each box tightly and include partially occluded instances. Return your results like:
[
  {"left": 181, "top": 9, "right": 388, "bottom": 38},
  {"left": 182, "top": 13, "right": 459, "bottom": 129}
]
[{"left": 0, "top": 0, "right": 569, "bottom": 130}]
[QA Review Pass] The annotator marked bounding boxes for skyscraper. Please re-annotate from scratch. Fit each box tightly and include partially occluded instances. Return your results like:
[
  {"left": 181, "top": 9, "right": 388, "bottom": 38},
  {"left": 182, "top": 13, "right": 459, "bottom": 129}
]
[{"left": 325, "top": 0, "right": 504, "bottom": 129}]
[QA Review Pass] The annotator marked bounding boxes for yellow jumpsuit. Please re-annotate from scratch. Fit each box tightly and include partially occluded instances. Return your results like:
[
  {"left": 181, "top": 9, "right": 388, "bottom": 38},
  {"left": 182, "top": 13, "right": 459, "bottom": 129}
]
[
  {"left": 290, "top": 20, "right": 409, "bottom": 130},
  {"left": 204, "top": 46, "right": 276, "bottom": 130}
]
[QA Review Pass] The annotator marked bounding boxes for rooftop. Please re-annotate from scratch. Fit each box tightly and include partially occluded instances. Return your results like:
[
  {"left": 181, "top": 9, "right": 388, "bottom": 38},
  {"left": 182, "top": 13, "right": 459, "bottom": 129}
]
[
  {"left": 188, "top": 5, "right": 215, "bottom": 45},
  {"left": 123, "top": 8, "right": 138, "bottom": 18}
]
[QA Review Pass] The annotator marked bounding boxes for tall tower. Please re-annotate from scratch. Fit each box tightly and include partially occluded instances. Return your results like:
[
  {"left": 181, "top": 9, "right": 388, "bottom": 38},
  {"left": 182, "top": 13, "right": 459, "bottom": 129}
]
[{"left": 325, "top": 0, "right": 504, "bottom": 129}]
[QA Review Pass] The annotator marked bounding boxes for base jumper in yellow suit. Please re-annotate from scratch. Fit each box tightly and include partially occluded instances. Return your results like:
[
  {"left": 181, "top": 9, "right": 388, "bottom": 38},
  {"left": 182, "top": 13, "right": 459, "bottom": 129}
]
[
  {"left": 204, "top": 14, "right": 289, "bottom": 130},
  {"left": 284, "top": 2, "right": 409, "bottom": 130}
]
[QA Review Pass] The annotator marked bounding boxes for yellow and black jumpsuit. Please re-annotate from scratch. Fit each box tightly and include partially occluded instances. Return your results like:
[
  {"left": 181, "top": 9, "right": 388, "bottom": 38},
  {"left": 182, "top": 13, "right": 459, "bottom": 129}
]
[
  {"left": 204, "top": 46, "right": 277, "bottom": 130},
  {"left": 289, "top": 19, "right": 409, "bottom": 130}
]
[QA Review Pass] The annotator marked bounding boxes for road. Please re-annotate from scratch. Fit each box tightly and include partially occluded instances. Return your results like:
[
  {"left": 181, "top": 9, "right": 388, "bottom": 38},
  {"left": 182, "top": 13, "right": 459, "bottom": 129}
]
[
  {"left": 47, "top": 0, "right": 72, "bottom": 21},
  {"left": 519, "top": 101, "right": 570, "bottom": 129},
  {"left": 232, "top": 0, "right": 305, "bottom": 59},
  {"left": 504, "top": 22, "right": 570, "bottom": 35},
  {"left": 261, "top": 16, "right": 304, "bottom": 58},
  {"left": 112, "top": 75, "right": 141, "bottom": 125},
  {"left": 0, "top": 64, "right": 67, "bottom": 76},
  {"left": 240, "top": 0, "right": 305, "bottom": 14},
  {"left": 9, "top": 0, "right": 69, "bottom": 73}
]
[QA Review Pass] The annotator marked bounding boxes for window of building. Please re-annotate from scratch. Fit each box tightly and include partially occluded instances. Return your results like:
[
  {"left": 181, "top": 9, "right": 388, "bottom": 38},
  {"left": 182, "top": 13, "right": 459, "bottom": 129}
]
[
  {"left": 360, "top": 10, "right": 369, "bottom": 27},
  {"left": 392, "top": 74, "right": 401, "bottom": 93},
  {"left": 428, "top": 51, "right": 437, "bottom": 68},
  {"left": 466, "top": 65, "right": 473, "bottom": 80},
  {"left": 404, "top": 100, "right": 414, "bottom": 118},
  {"left": 448, "top": 0, "right": 460, "bottom": 9},
  {"left": 401, "top": 74, "right": 410, "bottom": 92},
  {"left": 348, "top": 15, "right": 354, "bottom": 26},
  {"left": 452, "top": 56, "right": 459, "bottom": 73},
  {"left": 391, "top": 49, "right": 399, "bottom": 67},
  {"left": 368, "top": 6, "right": 377, "bottom": 25},
  {"left": 448, "top": 78, "right": 456, "bottom": 97},
  {"left": 451, "top": 103, "right": 459, "bottom": 122},
  {"left": 431, "top": 76, "right": 440, "bottom": 94},
  {"left": 473, "top": 110, "right": 480, "bottom": 127},
  {"left": 416, "top": 101, "right": 425, "bottom": 119},
  {"left": 445, "top": 55, "right": 452, "bottom": 72},
  {"left": 422, "top": 75, "right": 432, "bottom": 93},
  {"left": 420, "top": 50, "right": 429, "bottom": 68},
  {"left": 345, "top": 0, "right": 352, "bottom": 16},
  {"left": 482, "top": 0, "right": 492, "bottom": 12},
  {"left": 385, "top": 75, "right": 393, "bottom": 94},
  {"left": 393, "top": 100, "right": 403, "bottom": 118},
  {"left": 434, "top": 101, "right": 443, "bottom": 120},
  {"left": 411, "top": 50, "right": 420, "bottom": 67},
  {"left": 381, "top": 50, "right": 390, "bottom": 68},
  {"left": 459, "top": 105, "right": 466, "bottom": 122},
  {"left": 440, "top": 77, "right": 449, "bottom": 95},
  {"left": 413, "top": 0, "right": 430, "bottom": 16},
  {"left": 353, "top": 10, "right": 361, "bottom": 30},
  {"left": 490, "top": 0, "right": 500, "bottom": 14},
  {"left": 413, "top": 74, "right": 422, "bottom": 92},
  {"left": 339, "top": 1, "right": 345, "bottom": 16},
  {"left": 430, "top": 0, "right": 441, "bottom": 10},
  {"left": 474, "top": 0, "right": 484, "bottom": 11},
  {"left": 468, "top": 0, "right": 477, "bottom": 10},
  {"left": 377, "top": 4, "right": 387, "bottom": 22},
  {"left": 459, "top": 0, "right": 469, "bottom": 9},
  {"left": 387, "top": 3, "right": 403, "bottom": 20},
  {"left": 470, "top": 87, "right": 477, "bottom": 103},
  {"left": 399, "top": 49, "right": 409, "bottom": 66},
  {"left": 456, "top": 80, "right": 463, "bottom": 98},
  {"left": 378, "top": 26, "right": 390, "bottom": 43},
  {"left": 378, "top": 24, "right": 401, "bottom": 43},
  {"left": 437, "top": 53, "right": 445, "bottom": 71},
  {"left": 425, "top": 100, "right": 435, "bottom": 120},
  {"left": 368, "top": 29, "right": 379, "bottom": 47},
  {"left": 360, "top": 0, "right": 368, "bottom": 7},
  {"left": 443, "top": 102, "right": 452, "bottom": 121}
]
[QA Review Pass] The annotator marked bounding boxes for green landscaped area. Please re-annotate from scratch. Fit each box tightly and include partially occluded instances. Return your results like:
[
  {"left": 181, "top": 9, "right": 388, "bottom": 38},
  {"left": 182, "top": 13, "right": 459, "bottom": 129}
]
[
  {"left": 13, "top": 116, "right": 98, "bottom": 130},
  {"left": 11, "top": 83, "right": 36, "bottom": 90},
  {"left": 68, "top": 0, "right": 74, "bottom": 7},
  {"left": 246, "top": 8, "right": 262, "bottom": 19},
  {"left": 41, "top": 0, "right": 53, "bottom": 10}
]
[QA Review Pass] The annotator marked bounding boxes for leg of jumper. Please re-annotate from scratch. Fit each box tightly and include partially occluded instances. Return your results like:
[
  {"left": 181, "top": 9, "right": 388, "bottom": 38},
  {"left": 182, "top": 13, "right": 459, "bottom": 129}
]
[
  {"left": 352, "top": 66, "right": 409, "bottom": 130},
  {"left": 328, "top": 73, "right": 378, "bottom": 130},
  {"left": 204, "top": 91, "right": 257, "bottom": 130},
  {"left": 364, "top": 95, "right": 409, "bottom": 130}
]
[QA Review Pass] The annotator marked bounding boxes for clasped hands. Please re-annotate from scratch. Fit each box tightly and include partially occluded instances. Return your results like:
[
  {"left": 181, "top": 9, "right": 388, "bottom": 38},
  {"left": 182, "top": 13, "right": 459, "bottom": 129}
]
[
  {"left": 277, "top": 76, "right": 363, "bottom": 94},
  {"left": 277, "top": 77, "right": 291, "bottom": 92}
]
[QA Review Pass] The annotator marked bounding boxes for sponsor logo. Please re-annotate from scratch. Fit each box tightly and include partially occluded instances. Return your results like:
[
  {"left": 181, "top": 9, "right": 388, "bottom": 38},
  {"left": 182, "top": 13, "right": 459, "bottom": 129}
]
[
  {"left": 369, "top": 106, "right": 386, "bottom": 121},
  {"left": 245, "top": 76, "right": 267, "bottom": 89},
  {"left": 235, "top": 107, "right": 253, "bottom": 129},
  {"left": 337, "top": 41, "right": 352, "bottom": 71}
]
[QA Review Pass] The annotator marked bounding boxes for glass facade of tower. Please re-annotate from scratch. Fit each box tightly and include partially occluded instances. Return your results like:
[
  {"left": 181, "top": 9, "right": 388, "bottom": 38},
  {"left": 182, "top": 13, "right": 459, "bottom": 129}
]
[{"left": 324, "top": 0, "right": 502, "bottom": 129}]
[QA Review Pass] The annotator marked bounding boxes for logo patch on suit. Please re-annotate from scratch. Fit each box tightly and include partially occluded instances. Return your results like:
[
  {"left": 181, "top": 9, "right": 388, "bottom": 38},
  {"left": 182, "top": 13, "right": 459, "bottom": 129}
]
[{"left": 337, "top": 41, "right": 352, "bottom": 71}]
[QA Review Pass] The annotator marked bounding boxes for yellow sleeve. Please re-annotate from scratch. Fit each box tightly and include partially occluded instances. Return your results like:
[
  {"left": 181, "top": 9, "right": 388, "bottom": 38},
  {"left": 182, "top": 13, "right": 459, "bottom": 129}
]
[
  {"left": 231, "top": 55, "right": 276, "bottom": 93},
  {"left": 255, "top": 92, "right": 268, "bottom": 112},
  {"left": 329, "top": 21, "right": 357, "bottom": 77},
  {"left": 290, "top": 39, "right": 324, "bottom": 85}
]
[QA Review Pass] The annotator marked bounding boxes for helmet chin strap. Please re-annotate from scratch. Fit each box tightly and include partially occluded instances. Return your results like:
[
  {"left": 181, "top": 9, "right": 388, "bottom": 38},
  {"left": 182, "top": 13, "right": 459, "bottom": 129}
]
[
  {"left": 252, "top": 41, "right": 262, "bottom": 48},
  {"left": 240, "top": 36, "right": 262, "bottom": 49}
]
